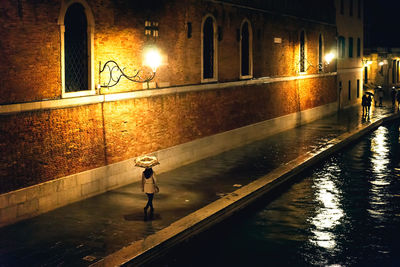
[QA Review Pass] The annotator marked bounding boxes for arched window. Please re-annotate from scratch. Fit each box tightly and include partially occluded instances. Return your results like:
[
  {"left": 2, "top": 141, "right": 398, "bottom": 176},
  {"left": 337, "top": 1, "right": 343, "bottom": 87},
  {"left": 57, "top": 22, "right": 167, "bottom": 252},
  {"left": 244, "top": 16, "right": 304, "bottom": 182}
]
[
  {"left": 64, "top": 3, "right": 88, "bottom": 92},
  {"left": 299, "top": 30, "right": 306, "bottom": 73},
  {"left": 318, "top": 34, "right": 323, "bottom": 72},
  {"left": 58, "top": 0, "right": 95, "bottom": 97},
  {"left": 338, "top": 36, "right": 345, "bottom": 58},
  {"left": 240, "top": 20, "right": 253, "bottom": 79},
  {"left": 202, "top": 15, "right": 217, "bottom": 82},
  {"left": 348, "top": 37, "right": 353, "bottom": 58}
]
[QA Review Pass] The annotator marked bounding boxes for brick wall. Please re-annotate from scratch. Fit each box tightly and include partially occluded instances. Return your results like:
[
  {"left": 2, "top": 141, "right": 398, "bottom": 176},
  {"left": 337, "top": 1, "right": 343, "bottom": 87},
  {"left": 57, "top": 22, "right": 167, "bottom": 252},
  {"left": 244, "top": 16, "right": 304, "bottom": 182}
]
[
  {"left": 0, "top": 0, "right": 61, "bottom": 104},
  {"left": 0, "top": 0, "right": 336, "bottom": 103},
  {"left": 0, "top": 76, "right": 336, "bottom": 194},
  {"left": 0, "top": 0, "right": 338, "bottom": 193}
]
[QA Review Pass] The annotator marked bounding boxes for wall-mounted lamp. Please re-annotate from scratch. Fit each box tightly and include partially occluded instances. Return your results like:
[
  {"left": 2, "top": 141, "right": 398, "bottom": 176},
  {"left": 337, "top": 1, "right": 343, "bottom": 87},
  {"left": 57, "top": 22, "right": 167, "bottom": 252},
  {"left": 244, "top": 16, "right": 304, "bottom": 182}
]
[
  {"left": 324, "top": 52, "right": 335, "bottom": 65},
  {"left": 98, "top": 47, "right": 162, "bottom": 88},
  {"left": 315, "top": 52, "right": 335, "bottom": 72},
  {"left": 362, "top": 59, "right": 372, "bottom": 67},
  {"left": 143, "top": 47, "right": 162, "bottom": 72}
]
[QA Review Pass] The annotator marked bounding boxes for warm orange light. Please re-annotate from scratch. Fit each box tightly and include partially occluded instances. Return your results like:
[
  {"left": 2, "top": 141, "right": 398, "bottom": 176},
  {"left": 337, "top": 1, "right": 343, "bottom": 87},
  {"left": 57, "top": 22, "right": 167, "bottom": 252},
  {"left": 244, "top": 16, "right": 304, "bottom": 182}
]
[
  {"left": 324, "top": 52, "right": 335, "bottom": 64},
  {"left": 144, "top": 47, "right": 161, "bottom": 72}
]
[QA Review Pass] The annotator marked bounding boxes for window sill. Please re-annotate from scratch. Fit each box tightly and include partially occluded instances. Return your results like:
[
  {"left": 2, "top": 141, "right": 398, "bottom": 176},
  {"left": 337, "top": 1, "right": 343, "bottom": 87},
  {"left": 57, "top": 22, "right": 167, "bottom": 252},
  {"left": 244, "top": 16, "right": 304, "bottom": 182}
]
[
  {"left": 62, "top": 89, "right": 96, "bottom": 98},
  {"left": 201, "top": 78, "right": 218, "bottom": 83},
  {"left": 240, "top": 75, "right": 253, "bottom": 80}
]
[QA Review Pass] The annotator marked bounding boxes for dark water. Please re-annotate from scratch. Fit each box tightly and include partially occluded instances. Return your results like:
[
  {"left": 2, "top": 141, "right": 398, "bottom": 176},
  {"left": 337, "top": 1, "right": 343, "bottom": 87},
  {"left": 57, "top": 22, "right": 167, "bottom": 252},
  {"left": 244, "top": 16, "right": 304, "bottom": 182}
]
[{"left": 150, "top": 121, "right": 400, "bottom": 267}]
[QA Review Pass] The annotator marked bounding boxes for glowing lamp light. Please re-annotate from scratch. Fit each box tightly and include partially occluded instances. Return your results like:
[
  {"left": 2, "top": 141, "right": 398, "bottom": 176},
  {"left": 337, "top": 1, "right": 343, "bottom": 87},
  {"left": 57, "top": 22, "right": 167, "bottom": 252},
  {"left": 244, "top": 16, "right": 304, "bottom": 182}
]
[
  {"left": 144, "top": 48, "right": 162, "bottom": 72},
  {"left": 363, "top": 60, "right": 373, "bottom": 67},
  {"left": 379, "top": 61, "right": 384, "bottom": 66},
  {"left": 324, "top": 52, "right": 335, "bottom": 64}
]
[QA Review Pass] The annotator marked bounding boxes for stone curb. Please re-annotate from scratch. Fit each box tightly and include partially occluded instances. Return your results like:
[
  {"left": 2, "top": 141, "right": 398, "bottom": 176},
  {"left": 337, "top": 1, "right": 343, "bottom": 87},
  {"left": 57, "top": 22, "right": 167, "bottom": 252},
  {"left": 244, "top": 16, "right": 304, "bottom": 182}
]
[{"left": 91, "top": 112, "right": 400, "bottom": 267}]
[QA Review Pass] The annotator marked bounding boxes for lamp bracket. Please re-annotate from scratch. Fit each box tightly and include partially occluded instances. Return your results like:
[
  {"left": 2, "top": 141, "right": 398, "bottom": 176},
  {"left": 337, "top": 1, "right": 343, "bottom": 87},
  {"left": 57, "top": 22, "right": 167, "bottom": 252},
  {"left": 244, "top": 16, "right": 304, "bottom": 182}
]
[{"left": 99, "top": 60, "right": 155, "bottom": 88}]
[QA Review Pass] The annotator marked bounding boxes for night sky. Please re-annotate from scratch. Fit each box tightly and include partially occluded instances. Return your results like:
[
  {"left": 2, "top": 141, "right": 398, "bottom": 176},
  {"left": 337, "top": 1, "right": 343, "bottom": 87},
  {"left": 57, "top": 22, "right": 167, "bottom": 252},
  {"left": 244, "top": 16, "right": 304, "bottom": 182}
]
[{"left": 364, "top": 0, "right": 400, "bottom": 47}]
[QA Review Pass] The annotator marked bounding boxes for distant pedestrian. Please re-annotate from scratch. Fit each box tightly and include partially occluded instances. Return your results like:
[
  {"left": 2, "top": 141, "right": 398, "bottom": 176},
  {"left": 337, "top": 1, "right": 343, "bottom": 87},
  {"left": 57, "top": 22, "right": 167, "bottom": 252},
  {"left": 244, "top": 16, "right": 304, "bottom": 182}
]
[
  {"left": 378, "top": 88, "right": 384, "bottom": 107},
  {"left": 391, "top": 88, "right": 397, "bottom": 106},
  {"left": 362, "top": 93, "right": 368, "bottom": 116},
  {"left": 142, "top": 167, "right": 159, "bottom": 219}
]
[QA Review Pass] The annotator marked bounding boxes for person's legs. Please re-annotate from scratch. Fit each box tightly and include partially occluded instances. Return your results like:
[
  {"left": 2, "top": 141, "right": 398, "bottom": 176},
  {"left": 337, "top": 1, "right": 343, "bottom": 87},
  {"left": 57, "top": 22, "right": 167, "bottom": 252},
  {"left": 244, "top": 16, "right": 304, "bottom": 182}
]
[{"left": 145, "top": 193, "right": 154, "bottom": 211}]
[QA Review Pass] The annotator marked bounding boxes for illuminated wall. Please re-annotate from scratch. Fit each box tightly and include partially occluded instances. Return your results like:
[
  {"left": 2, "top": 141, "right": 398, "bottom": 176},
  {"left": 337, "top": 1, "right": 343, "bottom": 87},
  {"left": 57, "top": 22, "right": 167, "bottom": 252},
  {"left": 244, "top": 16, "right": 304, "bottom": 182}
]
[
  {"left": 0, "top": 0, "right": 337, "bottom": 193},
  {"left": 335, "top": 0, "right": 364, "bottom": 108}
]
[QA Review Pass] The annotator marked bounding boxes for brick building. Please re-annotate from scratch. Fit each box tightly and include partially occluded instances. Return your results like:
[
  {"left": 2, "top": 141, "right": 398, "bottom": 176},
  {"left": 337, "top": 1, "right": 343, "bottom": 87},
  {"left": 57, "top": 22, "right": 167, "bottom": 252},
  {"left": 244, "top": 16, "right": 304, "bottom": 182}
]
[{"left": 0, "top": 0, "right": 338, "bottom": 226}]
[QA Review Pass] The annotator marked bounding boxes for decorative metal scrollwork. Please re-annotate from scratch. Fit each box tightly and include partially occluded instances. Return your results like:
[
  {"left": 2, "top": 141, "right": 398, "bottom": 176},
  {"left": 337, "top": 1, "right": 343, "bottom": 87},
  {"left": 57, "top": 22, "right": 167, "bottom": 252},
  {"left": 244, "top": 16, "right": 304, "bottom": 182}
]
[{"left": 99, "top": 60, "right": 156, "bottom": 88}]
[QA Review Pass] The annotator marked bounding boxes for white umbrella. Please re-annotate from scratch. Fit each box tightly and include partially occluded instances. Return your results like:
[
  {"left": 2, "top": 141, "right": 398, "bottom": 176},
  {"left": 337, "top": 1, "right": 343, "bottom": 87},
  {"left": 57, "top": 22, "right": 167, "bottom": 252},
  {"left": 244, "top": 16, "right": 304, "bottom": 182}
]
[{"left": 135, "top": 155, "right": 160, "bottom": 168}]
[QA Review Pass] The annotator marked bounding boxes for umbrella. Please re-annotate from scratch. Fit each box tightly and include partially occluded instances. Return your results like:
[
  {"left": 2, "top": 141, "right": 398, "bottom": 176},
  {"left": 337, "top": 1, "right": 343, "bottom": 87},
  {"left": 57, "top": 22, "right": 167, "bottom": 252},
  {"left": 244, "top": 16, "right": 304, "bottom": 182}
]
[{"left": 135, "top": 155, "right": 160, "bottom": 168}]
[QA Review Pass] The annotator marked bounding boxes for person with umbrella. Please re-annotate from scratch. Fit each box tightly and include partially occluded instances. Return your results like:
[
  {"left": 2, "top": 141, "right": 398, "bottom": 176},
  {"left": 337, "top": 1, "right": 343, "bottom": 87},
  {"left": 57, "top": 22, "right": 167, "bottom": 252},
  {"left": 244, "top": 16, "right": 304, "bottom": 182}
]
[
  {"left": 362, "top": 92, "right": 368, "bottom": 117},
  {"left": 135, "top": 155, "right": 160, "bottom": 219}
]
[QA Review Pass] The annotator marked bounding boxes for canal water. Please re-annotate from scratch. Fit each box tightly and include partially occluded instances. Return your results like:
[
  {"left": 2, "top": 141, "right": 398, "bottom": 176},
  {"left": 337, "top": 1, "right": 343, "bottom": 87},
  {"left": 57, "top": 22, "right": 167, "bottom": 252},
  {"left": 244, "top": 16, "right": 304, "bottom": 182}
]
[{"left": 149, "top": 120, "right": 400, "bottom": 267}]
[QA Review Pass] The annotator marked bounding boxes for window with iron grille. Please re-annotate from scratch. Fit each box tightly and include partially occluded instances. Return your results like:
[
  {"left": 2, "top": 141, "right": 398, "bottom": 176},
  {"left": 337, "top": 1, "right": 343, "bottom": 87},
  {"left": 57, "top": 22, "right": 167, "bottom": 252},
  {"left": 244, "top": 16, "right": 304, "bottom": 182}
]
[
  {"left": 203, "top": 17, "right": 214, "bottom": 79},
  {"left": 64, "top": 3, "right": 88, "bottom": 92},
  {"left": 241, "top": 21, "right": 250, "bottom": 77},
  {"left": 318, "top": 34, "right": 323, "bottom": 72},
  {"left": 299, "top": 31, "right": 305, "bottom": 72}
]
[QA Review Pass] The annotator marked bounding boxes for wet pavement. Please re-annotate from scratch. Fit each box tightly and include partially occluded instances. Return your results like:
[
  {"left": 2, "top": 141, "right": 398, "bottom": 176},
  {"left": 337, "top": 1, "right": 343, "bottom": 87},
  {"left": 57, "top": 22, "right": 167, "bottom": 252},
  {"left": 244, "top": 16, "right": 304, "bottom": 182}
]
[{"left": 0, "top": 102, "right": 399, "bottom": 266}]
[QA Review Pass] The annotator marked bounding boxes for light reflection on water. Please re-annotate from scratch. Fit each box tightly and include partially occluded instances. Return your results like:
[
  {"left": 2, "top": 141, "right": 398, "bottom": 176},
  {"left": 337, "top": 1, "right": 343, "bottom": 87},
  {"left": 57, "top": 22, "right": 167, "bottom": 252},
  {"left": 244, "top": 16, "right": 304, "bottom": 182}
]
[
  {"left": 369, "top": 127, "right": 391, "bottom": 219},
  {"left": 152, "top": 121, "right": 400, "bottom": 267},
  {"left": 309, "top": 162, "right": 344, "bottom": 250}
]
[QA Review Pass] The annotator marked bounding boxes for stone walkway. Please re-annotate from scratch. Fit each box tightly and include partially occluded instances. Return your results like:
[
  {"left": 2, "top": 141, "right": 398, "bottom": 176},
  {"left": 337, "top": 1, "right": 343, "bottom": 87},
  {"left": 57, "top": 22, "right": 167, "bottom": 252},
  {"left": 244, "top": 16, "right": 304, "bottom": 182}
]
[{"left": 0, "top": 101, "right": 399, "bottom": 266}]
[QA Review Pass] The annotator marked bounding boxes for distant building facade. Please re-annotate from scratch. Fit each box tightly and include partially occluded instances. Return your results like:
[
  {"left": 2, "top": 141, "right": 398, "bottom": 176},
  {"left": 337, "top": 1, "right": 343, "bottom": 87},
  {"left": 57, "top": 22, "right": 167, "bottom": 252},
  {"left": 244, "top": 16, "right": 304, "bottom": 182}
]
[
  {"left": 363, "top": 47, "right": 400, "bottom": 94},
  {"left": 335, "top": 0, "right": 364, "bottom": 108},
  {"left": 0, "top": 0, "right": 338, "bottom": 226}
]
